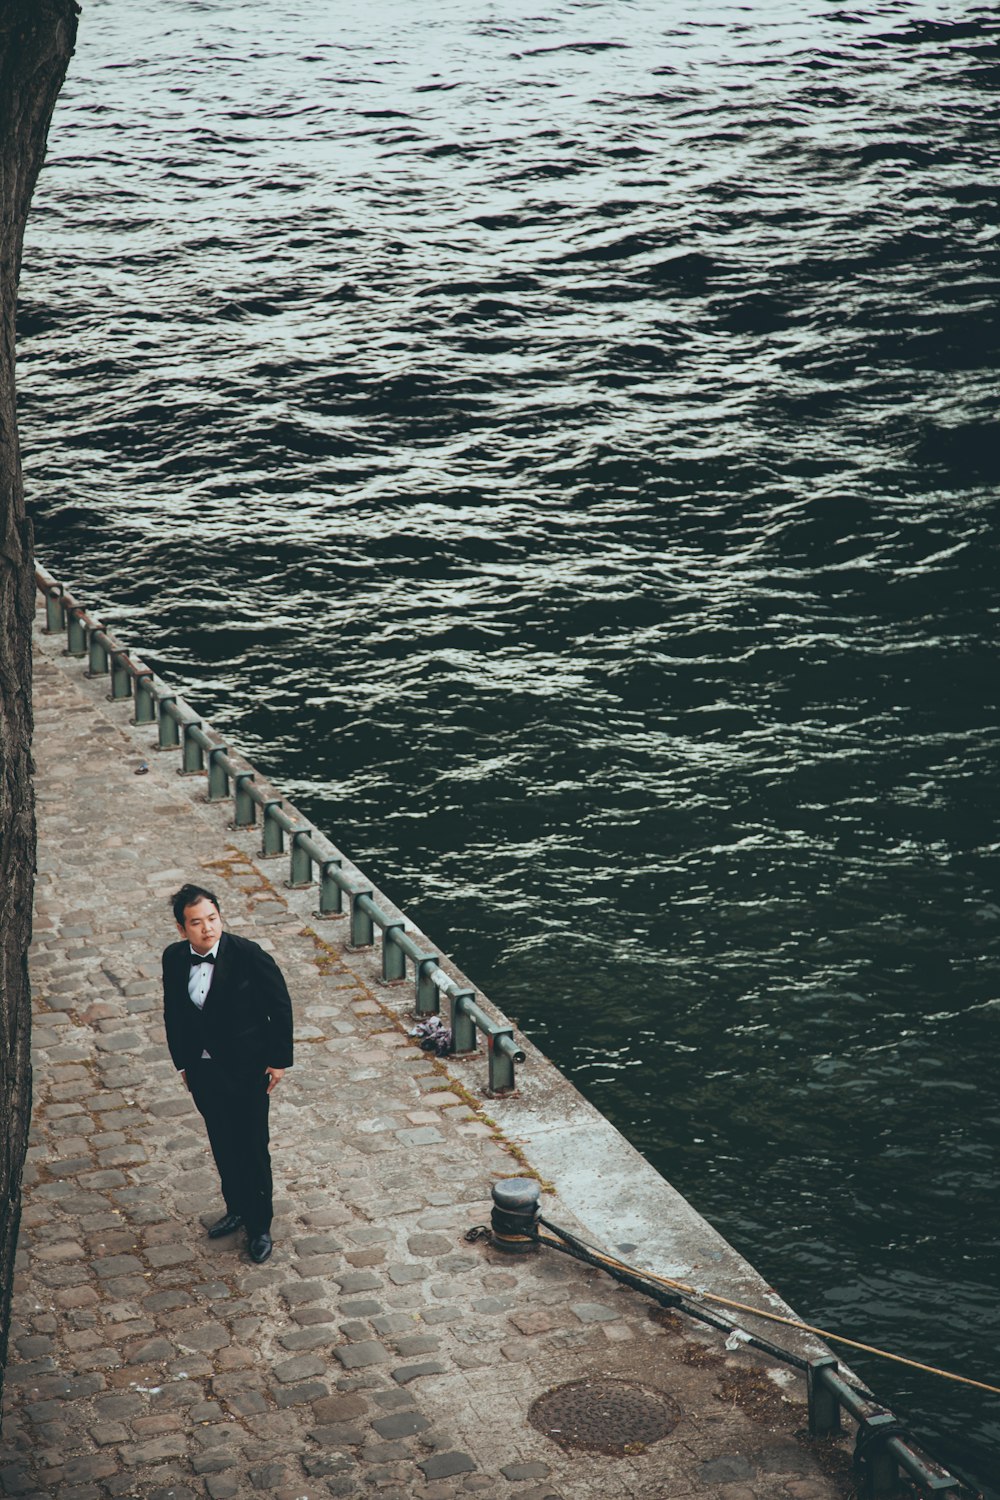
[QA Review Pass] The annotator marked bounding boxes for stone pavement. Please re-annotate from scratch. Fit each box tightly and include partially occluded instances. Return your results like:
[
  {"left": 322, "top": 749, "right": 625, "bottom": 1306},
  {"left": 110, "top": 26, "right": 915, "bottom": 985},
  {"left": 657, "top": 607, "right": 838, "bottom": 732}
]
[{"left": 0, "top": 599, "right": 855, "bottom": 1499}]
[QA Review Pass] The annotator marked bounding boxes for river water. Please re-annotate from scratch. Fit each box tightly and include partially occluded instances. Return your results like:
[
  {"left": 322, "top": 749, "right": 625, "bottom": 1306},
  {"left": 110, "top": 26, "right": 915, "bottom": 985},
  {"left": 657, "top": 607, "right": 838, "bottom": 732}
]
[{"left": 18, "top": 0, "right": 1000, "bottom": 1484}]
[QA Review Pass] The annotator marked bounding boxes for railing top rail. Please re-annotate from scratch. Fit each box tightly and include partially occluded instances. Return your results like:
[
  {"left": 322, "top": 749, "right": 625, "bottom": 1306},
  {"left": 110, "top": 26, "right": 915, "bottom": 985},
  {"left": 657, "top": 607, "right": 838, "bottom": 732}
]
[{"left": 33, "top": 563, "right": 526, "bottom": 1094}]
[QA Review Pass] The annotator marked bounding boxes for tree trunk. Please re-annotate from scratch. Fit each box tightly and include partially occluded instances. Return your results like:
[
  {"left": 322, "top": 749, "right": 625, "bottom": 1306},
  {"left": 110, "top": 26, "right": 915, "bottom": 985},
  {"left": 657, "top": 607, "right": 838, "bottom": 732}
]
[{"left": 0, "top": 0, "right": 78, "bottom": 1410}]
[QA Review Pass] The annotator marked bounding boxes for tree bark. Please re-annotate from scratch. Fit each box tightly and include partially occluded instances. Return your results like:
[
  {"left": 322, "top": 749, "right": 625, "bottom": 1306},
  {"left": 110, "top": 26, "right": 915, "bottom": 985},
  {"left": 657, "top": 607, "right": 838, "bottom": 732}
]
[{"left": 0, "top": 0, "right": 78, "bottom": 1410}]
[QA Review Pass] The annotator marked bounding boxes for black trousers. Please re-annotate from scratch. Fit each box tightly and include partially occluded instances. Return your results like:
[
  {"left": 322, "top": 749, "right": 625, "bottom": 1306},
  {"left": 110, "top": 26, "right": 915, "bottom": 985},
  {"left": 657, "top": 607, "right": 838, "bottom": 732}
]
[{"left": 187, "top": 1058, "right": 273, "bottom": 1235}]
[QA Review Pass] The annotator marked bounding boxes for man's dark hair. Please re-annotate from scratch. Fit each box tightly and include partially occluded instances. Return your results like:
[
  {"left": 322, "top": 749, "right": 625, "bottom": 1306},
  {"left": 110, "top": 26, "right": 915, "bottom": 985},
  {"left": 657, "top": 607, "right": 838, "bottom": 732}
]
[{"left": 170, "top": 884, "right": 221, "bottom": 925}]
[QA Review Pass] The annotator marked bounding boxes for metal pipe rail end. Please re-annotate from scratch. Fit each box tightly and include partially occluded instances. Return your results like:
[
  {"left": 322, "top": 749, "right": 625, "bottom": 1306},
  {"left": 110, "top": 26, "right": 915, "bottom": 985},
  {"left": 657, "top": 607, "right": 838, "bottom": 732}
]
[
  {"left": 449, "top": 992, "right": 525, "bottom": 1093},
  {"left": 489, "top": 1028, "right": 527, "bottom": 1093}
]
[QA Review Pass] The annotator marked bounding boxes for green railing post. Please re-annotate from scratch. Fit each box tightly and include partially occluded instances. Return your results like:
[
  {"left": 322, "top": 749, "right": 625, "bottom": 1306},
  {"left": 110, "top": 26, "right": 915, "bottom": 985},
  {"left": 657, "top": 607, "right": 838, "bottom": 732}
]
[
  {"left": 109, "top": 651, "right": 132, "bottom": 700},
  {"left": 207, "top": 747, "right": 230, "bottom": 801},
  {"left": 856, "top": 1413, "right": 901, "bottom": 1500},
  {"left": 382, "top": 922, "right": 406, "bottom": 982},
  {"left": 133, "top": 672, "right": 156, "bottom": 725},
  {"left": 807, "top": 1359, "right": 840, "bottom": 1437},
  {"left": 233, "top": 772, "right": 256, "bottom": 827},
  {"left": 289, "top": 832, "right": 312, "bottom": 888},
  {"left": 87, "top": 631, "right": 109, "bottom": 678},
  {"left": 158, "top": 696, "right": 180, "bottom": 749},
  {"left": 66, "top": 609, "right": 87, "bottom": 657},
  {"left": 44, "top": 586, "right": 64, "bottom": 633},
  {"left": 450, "top": 990, "right": 477, "bottom": 1054},
  {"left": 261, "top": 800, "right": 284, "bottom": 856},
  {"left": 318, "top": 858, "right": 343, "bottom": 916},
  {"left": 488, "top": 1029, "right": 517, "bottom": 1093},
  {"left": 182, "top": 721, "right": 205, "bottom": 774},
  {"left": 415, "top": 955, "right": 441, "bottom": 1015},
  {"left": 350, "top": 890, "right": 374, "bottom": 948}
]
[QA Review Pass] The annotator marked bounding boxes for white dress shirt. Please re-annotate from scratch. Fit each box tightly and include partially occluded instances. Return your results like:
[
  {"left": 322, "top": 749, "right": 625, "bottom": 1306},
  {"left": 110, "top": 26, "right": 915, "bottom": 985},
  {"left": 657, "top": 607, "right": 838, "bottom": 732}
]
[{"left": 188, "top": 942, "right": 219, "bottom": 1059}]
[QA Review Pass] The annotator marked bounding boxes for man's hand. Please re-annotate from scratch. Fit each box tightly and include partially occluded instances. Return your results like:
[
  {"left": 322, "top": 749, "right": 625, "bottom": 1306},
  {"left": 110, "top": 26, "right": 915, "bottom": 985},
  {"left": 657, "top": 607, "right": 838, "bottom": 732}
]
[{"left": 264, "top": 1066, "right": 285, "bottom": 1095}]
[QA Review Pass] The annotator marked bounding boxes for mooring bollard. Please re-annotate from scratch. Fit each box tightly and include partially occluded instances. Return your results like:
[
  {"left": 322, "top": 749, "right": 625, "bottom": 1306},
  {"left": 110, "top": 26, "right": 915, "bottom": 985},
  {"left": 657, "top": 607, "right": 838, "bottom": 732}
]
[{"left": 491, "top": 1178, "right": 540, "bottom": 1253}]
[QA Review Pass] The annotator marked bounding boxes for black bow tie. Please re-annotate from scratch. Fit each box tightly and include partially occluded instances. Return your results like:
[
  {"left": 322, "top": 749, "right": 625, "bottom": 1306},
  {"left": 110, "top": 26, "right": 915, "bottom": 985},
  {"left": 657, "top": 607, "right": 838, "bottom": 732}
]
[{"left": 190, "top": 951, "right": 216, "bottom": 966}]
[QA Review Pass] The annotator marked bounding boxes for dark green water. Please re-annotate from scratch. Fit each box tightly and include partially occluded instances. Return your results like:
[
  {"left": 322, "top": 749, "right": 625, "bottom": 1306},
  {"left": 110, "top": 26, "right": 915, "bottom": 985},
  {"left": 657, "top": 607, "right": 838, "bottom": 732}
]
[{"left": 19, "top": 0, "right": 1000, "bottom": 1483}]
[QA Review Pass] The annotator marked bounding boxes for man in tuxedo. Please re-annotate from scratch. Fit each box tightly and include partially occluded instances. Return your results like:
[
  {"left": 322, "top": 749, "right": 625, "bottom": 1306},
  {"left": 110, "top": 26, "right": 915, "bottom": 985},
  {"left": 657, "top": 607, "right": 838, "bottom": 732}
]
[{"left": 162, "top": 883, "right": 293, "bottom": 1264}]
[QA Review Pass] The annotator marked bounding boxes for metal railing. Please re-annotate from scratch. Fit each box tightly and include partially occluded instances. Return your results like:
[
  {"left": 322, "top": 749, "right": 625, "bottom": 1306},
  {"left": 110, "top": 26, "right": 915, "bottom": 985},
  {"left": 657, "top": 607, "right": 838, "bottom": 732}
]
[
  {"left": 808, "top": 1357, "right": 962, "bottom": 1496},
  {"left": 35, "top": 563, "right": 526, "bottom": 1093}
]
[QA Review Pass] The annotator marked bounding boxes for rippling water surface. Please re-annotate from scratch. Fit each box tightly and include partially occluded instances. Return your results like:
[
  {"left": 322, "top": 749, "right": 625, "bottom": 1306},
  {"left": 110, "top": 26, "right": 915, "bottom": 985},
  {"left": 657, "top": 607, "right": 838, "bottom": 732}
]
[{"left": 19, "top": 0, "right": 1000, "bottom": 1483}]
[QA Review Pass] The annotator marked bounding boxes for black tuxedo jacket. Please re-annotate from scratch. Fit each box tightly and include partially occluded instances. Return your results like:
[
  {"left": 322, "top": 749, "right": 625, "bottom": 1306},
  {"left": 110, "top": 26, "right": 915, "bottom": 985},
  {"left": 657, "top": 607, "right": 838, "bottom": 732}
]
[{"left": 162, "top": 931, "right": 294, "bottom": 1077}]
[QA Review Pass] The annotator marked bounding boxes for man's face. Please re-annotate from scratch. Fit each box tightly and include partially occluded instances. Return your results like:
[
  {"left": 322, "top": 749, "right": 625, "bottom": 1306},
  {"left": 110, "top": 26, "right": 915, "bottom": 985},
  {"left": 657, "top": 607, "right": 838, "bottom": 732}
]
[{"left": 178, "top": 897, "right": 222, "bottom": 954}]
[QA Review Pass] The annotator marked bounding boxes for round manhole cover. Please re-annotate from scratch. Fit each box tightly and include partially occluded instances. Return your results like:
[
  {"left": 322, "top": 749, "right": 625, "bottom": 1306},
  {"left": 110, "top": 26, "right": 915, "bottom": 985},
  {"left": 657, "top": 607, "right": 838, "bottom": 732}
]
[{"left": 528, "top": 1378, "right": 680, "bottom": 1454}]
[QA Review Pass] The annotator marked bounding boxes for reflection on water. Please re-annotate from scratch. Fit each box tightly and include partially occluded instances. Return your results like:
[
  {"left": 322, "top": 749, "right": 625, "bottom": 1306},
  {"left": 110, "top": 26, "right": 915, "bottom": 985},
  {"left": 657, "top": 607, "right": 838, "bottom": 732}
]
[{"left": 20, "top": 0, "right": 1000, "bottom": 1483}]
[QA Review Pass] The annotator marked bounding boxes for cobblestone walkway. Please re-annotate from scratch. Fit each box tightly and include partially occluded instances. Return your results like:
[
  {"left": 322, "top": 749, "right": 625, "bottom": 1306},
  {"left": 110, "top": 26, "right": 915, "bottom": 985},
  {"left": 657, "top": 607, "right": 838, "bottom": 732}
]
[{"left": 0, "top": 606, "right": 853, "bottom": 1499}]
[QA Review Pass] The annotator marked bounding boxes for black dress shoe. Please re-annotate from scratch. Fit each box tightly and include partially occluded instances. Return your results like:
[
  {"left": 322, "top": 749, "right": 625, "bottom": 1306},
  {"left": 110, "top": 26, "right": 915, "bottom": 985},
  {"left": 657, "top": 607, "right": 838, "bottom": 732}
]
[
  {"left": 248, "top": 1231, "right": 272, "bottom": 1264},
  {"left": 207, "top": 1212, "right": 244, "bottom": 1239}
]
